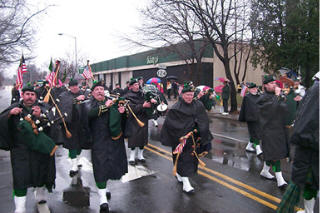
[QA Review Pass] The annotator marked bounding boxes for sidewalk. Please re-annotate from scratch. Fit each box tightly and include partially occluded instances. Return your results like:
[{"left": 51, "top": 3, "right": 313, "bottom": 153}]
[{"left": 166, "top": 98, "right": 239, "bottom": 121}]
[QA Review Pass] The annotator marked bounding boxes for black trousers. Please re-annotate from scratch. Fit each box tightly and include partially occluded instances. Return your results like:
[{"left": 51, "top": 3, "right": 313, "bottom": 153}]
[{"left": 223, "top": 99, "right": 228, "bottom": 112}]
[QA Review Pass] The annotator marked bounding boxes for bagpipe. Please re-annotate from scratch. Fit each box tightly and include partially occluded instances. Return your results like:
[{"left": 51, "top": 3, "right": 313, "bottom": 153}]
[
  {"left": 142, "top": 84, "right": 168, "bottom": 117},
  {"left": 107, "top": 94, "right": 145, "bottom": 128},
  {"left": 172, "top": 128, "right": 211, "bottom": 176},
  {"left": 17, "top": 104, "right": 63, "bottom": 156}
]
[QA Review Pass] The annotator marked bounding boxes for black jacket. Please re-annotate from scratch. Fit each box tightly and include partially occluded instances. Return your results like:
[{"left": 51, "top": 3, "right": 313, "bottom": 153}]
[
  {"left": 291, "top": 81, "right": 319, "bottom": 188},
  {"left": 256, "top": 91, "right": 289, "bottom": 161}
]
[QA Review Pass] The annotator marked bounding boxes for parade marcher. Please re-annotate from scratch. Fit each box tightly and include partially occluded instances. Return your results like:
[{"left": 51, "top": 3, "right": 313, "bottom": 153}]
[
  {"left": 58, "top": 79, "right": 87, "bottom": 176},
  {"left": 172, "top": 80, "right": 178, "bottom": 99},
  {"left": 0, "top": 84, "right": 56, "bottom": 213},
  {"left": 85, "top": 80, "right": 128, "bottom": 213},
  {"left": 122, "top": 81, "right": 130, "bottom": 95},
  {"left": 11, "top": 83, "right": 20, "bottom": 104},
  {"left": 194, "top": 86, "right": 216, "bottom": 111},
  {"left": 137, "top": 76, "right": 144, "bottom": 89},
  {"left": 256, "top": 75, "right": 288, "bottom": 188},
  {"left": 124, "top": 78, "right": 153, "bottom": 165},
  {"left": 167, "top": 80, "right": 172, "bottom": 100},
  {"left": 80, "top": 81, "right": 91, "bottom": 97},
  {"left": 35, "top": 80, "right": 50, "bottom": 103},
  {"left": 239, "top": 83, "right": 263, "bottom": 155},
  {"left": 160, "top": 81, "right": 212, "bottom": 193},
  {"left": 143, "top": 83, "right": 168, "bottom": 127},
  {"left": 221, "top": 79, "right": 230, "bottom": 115},
  {"left": 111, "top": 83, "right": 124, "bottom": 96},
  {"left": 277, "top": 72, "right": 319, "bottom": 213}
]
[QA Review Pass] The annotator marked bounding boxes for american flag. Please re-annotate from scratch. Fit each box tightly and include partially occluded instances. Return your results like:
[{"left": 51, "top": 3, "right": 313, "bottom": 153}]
[
  {"left": 240, "top": 85, "right": 248, "bottom": 97},
  {"left": 15, "top": 55, "right": 28, "bottom": 90},
  {"left": 46, "top": 60, "right": 60, "bottom": 87},
  {"left": 82, "top": 60, "right": 93, "bottom": 79}
]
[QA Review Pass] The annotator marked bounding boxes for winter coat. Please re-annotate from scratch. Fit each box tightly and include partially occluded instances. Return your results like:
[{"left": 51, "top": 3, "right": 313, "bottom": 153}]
[
  {"left": 239, "top": 93, "right": 261, "bottom": 140},
  {"left": 57, "top": 90, "right": 86, "bottom": 150},
  {"left": 86, "top": 99, "right": 127, "bottom": 182},
  {"left": 0, "top": 101, "right": 56, "bottom": 191},
  {"left": 124, "top": 90, "right": 149, "bottom": 148},
  {"left": 290, "top": 81, "right": 319, "bottom": 189},
  {"left": 160, "top": 98, "right": 211, "bottom": 176},
  {"left": 256, "top": 91, "right": 289, "bottom": 161},
  {"left": 222, "top": 84, "right": 230, "bottom": 100}
]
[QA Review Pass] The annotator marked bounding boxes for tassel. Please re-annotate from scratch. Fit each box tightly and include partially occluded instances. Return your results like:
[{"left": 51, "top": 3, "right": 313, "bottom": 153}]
[
  {"left": 43, "top": 88, "right": 51, "bottom": 103},
  {"left": 65, "top": 129, "right": 72, "bottom": 138},
  {"left": 172, "top": 152, "right": 180, "bottom": 176},
  {"left": 50, "top": 145, "right": 58, "bottom": 156}
]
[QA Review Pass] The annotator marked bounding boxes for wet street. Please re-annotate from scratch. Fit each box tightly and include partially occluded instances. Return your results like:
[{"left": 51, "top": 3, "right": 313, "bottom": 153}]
[{"left": 0, "top": 86, "right": 317, "bottom": 213}]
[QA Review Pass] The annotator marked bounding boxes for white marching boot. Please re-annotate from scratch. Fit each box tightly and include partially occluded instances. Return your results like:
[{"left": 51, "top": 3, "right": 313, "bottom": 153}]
[
  {"left": 69, "top": 158, "right": 78, "bottom": 177},
  {"left": 35, "top": 187, "right": 50, "bottom": 213},
  {"left": 176, "top": 173, "right": 182, "bottom": 183},
  {"left": 98, "top": 188, "right": 109, "bottom": 213},
  {"left": 14, "top": 196, "right": 26, "bottom": 213},
  {"left": 255, "top": 145, "right": 263, "bottom": 156},
  {"left": 71, "top": 158, "right": 78, "bottom": 171},
  {"left": 260, "top": 162, "right": 275, "bottom": 179},
  {"left": 181, "top": 177, "right": 194, "bottom": 193},
  {"left": 128, "top": 148, "right": 137, "bottom": 165},
  {"left": 297, "top": 198, "right": 315, "bottom": 213},
  {"left": 35, "top": 186, "right": 47, "bottom": 203},
  {"left": 275, "top": 172, "right": 287, "bottom": 188},
  {"left": 245, "top": 142, "right": 255, "bottom": 152},
  {"left": 137, "top": 148, "right": 145, "bottom": 162},
  {"left": 152, "top": 119, "right": 158, "bottom": 127}
]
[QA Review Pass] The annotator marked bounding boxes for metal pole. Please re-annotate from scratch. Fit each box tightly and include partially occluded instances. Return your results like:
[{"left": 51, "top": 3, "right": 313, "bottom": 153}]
[{"left": 74, "top": 36, "right": 77, "bottom": 74}]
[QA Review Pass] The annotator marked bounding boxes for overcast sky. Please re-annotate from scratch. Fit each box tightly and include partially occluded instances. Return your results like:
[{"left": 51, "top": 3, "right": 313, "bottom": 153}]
[{"left": 12, "top": 0, "right": 149, "bottom": 75}]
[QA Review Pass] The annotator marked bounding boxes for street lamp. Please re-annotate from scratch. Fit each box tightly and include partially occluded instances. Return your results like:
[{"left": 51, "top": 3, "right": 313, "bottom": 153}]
[{"left": 58, "top": 33, "right": 78, "bottom": 73}]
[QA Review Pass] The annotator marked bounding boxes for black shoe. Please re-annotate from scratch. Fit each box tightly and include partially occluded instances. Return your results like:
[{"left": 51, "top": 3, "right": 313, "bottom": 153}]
[
  {"left": 106, "top": 191, "right": 111, "bottom": 200},
  {"left": 100, "top": 203, "right": 109, "bottom": 213},
  {"left": 137, "top": 158, "right": 146, "bottom": 163},
  {"left": 69, "top": 170, "right": 78, "bottom": 177},
  {"left": 38, "top": 200, "right": 47, "bottom": 204},
  {"left": 129, "top": 160, "right": 136, "bottom": 166}
]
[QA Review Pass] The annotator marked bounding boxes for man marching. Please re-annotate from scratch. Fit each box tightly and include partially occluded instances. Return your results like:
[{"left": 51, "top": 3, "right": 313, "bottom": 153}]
[
  {"left": 239, "top": 83, "right": 263, "bottom": 156},
  {"left": 256, "top": 75, "right": 288, "bottom": 188},
  {"left": 160, "top": 82, "right": 212, "bottom": 193},
  {"left": 57, "top": 79, "right": 87, "bottom": 176},
  {"left": 85, "top": 80, "right": 128, "bottom": 213},
  {"left": 124, "top": 78, "right": 154, "bottom": 165},
  {"left": 0, "top": 84, "right": 56, "bottom": 213}
]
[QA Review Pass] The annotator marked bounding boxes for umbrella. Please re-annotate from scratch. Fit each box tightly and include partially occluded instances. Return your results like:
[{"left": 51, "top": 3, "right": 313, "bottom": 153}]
[
  {"left": 166, "top": 75, "right": 178, "bottom": 80},
  {"left": 214, "top": 85, "right": 224, "bottom": 93},
  {"left": 196, "top": 85, "right": 211, "bottom": 92},
  {"left": 215, "top": 77, "right": 226, "bottom": 83},
  {"left": 146, "top": 77, "right": 161, "bottom": 84}
]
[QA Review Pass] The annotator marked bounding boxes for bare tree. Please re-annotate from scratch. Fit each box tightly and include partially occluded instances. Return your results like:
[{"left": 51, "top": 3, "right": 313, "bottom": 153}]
[
  {"left": 0, "top": 0, "right": 52, "bottom": 70},
  {"left": 124, "top": 0, "right": 210, "bottom": 85},
  {"left": 166, "top": 0, "right": 252, "bottom": 112}
]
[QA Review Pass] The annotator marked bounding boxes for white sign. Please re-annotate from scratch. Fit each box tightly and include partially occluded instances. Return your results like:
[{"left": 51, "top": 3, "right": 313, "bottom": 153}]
[{"left": 157, "top": 69, "right": 167, "bottom": 78}]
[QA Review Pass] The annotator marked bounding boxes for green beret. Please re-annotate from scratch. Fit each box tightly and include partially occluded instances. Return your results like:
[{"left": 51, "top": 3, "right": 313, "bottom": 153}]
[
  {"left": 263, "top": 75, "right": 275, "bottom": 84},
  {"left": 182, "top": 81, "right": 195, "bottom": 93},
  {"left": 129, "top": 78, "right": 139, "bottom": 86},
  {"left": 22, "top": 82, "right": 35, "bottom": 93},
  {"left": 91, "top": 80, "right": 104, "bottom": 91},
  {"left": 69, "top": 79, "right": 78, "bottom": 86},
  {"left": 247, "top": 82, "right": 257, "bottom": 88}
]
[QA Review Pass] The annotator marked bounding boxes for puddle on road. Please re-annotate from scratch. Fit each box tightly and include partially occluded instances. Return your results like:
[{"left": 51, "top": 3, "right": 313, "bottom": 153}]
[{"left": 121, "top": 164, "right": 156, "bottom": 183}]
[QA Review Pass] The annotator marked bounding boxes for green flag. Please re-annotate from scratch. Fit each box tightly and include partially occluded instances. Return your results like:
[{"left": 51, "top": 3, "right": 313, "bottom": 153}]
[{"left": 48, "top": 58, "right": 53, "bottom": 72}]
